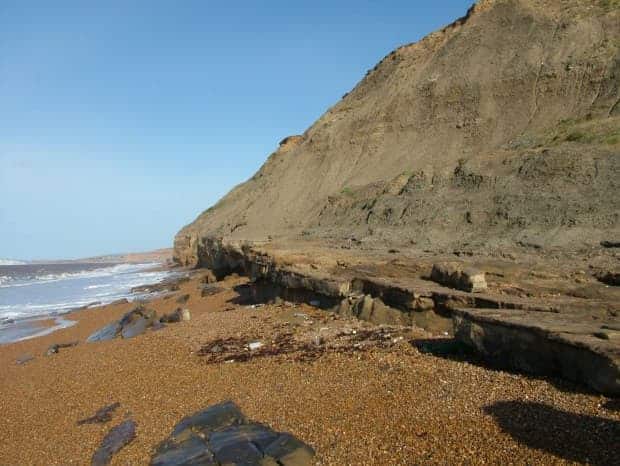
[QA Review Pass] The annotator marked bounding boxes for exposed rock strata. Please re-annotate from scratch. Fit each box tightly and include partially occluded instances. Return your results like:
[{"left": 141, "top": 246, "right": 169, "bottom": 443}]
[{"left": 176, "top": 239, "right": 620, "bottom": 395}]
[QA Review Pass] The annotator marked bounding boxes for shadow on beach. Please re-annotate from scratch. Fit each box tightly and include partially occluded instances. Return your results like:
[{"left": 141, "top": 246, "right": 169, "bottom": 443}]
[{"left": 483, "top": 400, "right": 620, "bottom": 466}]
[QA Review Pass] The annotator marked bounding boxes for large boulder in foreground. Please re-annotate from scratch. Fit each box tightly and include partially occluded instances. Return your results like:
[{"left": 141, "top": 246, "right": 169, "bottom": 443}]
[{"left": 151, "top": 401, "right": 315, "bottom": 466}]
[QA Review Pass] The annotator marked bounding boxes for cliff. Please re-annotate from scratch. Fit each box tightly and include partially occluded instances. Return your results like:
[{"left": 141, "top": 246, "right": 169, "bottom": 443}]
[{"left": 175, "top": 0, "right": 620, "bottom": 267}]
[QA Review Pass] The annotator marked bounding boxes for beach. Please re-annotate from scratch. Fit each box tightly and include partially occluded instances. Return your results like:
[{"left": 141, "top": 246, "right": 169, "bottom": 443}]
[{"left": 1, "top": 271, "right": 618, "bottom": 465}]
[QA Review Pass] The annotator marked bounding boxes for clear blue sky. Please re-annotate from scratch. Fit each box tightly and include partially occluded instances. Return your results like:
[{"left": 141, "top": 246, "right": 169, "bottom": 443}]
[{"left": 0, "top": 1, "right": 471, "bottom": 260}]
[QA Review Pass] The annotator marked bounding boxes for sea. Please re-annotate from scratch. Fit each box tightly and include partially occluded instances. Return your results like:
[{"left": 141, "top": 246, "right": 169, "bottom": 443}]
[{"left": 0, "top": 262, "right": 175, "bottom": 344}]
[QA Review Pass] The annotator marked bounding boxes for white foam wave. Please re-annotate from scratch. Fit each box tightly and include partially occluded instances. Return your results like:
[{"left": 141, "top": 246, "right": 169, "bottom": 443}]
[{"left": 0, "top": 262, "right": 160, "bottom": 289}]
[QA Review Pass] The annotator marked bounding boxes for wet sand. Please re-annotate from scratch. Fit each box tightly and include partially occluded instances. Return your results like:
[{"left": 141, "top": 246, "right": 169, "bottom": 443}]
[{"left": 0, "top": 272, "right": 618, "bottom": 465}]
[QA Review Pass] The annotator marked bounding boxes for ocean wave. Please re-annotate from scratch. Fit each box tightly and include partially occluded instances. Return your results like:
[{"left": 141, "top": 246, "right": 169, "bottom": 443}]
[{"left": 0, "top": 262, "right": 160, "bottom": 289}]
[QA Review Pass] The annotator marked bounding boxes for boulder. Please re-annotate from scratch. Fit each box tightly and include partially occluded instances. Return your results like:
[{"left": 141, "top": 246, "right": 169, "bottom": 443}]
[
  {"left": 87, "top": 305, "right": 157, "bottom": 342},
  {"left": 430, "top": 262, "right": 487, "bottom": 293},
  {"left": 151, "top": 401, "right": 314, "bottom": 466}
]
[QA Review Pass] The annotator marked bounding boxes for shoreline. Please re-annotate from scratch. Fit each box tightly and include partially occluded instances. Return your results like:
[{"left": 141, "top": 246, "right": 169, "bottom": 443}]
[
  {"left": 0, "top": 270, "right": 618, "bottom": 465},
  {"left": 0, "top": 259, "right": 178, "bottom": 345}
]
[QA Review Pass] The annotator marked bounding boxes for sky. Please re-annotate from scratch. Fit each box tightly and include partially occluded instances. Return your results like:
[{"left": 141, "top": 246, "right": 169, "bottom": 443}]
[{"left": 0, "top": 1, "right": 472, "bottom": 260}]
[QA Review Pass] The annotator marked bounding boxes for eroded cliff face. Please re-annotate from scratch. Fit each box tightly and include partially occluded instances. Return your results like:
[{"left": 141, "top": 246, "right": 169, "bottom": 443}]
[{"left": 175, "top": 0, "right": 620, "bottom": 267}]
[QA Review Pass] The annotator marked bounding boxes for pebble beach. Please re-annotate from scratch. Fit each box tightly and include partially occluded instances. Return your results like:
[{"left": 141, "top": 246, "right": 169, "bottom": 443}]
[{"left": 1, "top": 272, "right": 618, "bottom": 465}]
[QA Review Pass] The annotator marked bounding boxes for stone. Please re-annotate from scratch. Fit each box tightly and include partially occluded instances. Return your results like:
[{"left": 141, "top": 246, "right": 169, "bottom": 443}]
[
  {"left": 601, "top": 240, "right": 620, "bottom": 248},
  {"left": 595, "top": 270, "right": 619, "bottom": 286},
  {"left": 160, "top": 308, "right": 191, "bottom": 324},
  {"left": 171, "top": 401, "right": 246, "bottom": 440},
  {"left": 151, "top": 435, "right": 216, "bottom": 466},
  {"left": 91, "top": 419, "right": 136, "bottom": 466},
  {"left": 45, "top": 341, "right": 78, "bottom": 356},
  {"left": 176, "top": 294, "right": 190, "bottom": 304},
  {"left": 87, "top": 322, "right": 122, "bottom": 343},
  {"left": 202, "top": 285, "right": 224, "bottom": 297},
  {"left": 248, "top": 341, "right": 263, "bottom": 351},
  {"left": 87, "top": 305, "right": 157, "bottom": 342},
  {"left": 430, "top": 262, "right": 487, "bottom": 292},
  {"left": 15, "top": 354, "right": 34, "bottom": 365},
  {"left": 262, "top": 433, "right": 316, "bottom": 466},
  {"left": 121, "top": 315, "right": 155, "bottom": 339},
  {"left": 412, "top": 296, "right": 435, "bottom": 311},
  {"left": 78, "top": 402, "right": 121, "bottom": 425},
  {"left": 151, "top": 402, "right": 315, "bottom": 466}
]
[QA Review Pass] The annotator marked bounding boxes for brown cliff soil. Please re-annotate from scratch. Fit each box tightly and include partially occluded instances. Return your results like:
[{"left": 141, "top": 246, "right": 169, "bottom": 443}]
[{"left": 175, "top": 0, "right": 619, "bottom": 262}]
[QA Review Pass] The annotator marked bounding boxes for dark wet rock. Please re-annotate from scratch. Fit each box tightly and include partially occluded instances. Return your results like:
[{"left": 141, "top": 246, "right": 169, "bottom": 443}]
[
  {"left": 262, "top": 432, "right": 316, "bottom": 465},
  {"left": 151, "top": 402, "right": 314, "bottom": 466},
  {"left": 171, "top": 401, "right": 246, "bottom": 441},
  {"left": 430, "top": 262, "right": 487, "bottom": 293},
  {"left": 78, "top": 402, "right": 121, "bottom": 425},
  {"left": 595, "top": 270, "right": 619, "bottom": 286},
  {"left": 45, "top": 341, "right": 78, "bottom": 356},
  {"left": 121, "top": 313, "right": 154, "bottom": 339},
  {"left": 601, "top": 240, "right": 620, "bottom": 248},
  {"left": 15, "top": 354, "right": 34, "bottom": 365},
  {"left": 202, "top": 285, "right": 225, "bottom": 298},
  {"left": 87, "top": 305, "right": 157, "bottom": 342},
  {"left": 92, "top": 419, "right": 137, "bottom": 466},
  {"left": 176, "top": 294, "right": 190, "bottom": 304},
  {"left": 151, "top": 435, "right": 216, "bottom": 466},
  {"left": 87, "top": 322, "right": 122, "bottom": 343}
]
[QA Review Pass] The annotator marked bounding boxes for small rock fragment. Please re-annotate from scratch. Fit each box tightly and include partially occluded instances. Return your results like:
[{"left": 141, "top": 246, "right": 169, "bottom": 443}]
[
  {"left": 78, "top": 402, "right": 121, "bottom": 425},
  {"left": 248, "top": 341, "right": 263, "bottom": 351},
  {"left": 45, "top": 341, "right": 78, "bottom": 356}
]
